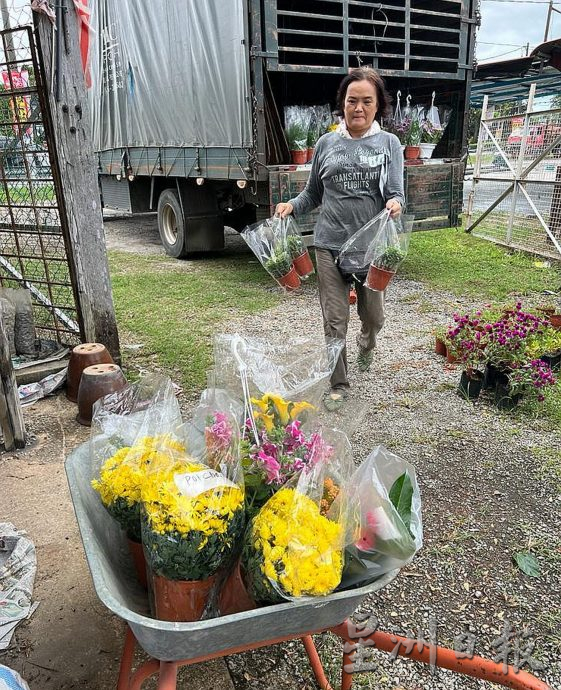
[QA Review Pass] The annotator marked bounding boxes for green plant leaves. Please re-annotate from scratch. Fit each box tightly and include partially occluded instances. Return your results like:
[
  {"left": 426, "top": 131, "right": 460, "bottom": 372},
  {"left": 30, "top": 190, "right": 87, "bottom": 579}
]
[
  {"left": 389, "top": 472, "right": 413, "bottom": 533},
  {"left": 513, "top": 551, "right": 541, "bottom": 578}
]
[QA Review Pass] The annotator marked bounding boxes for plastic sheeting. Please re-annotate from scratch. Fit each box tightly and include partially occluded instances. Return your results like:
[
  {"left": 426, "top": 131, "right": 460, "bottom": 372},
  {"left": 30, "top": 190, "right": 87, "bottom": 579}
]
[{"left": 88, "top": 0, "right": 252, "bottom": 151}]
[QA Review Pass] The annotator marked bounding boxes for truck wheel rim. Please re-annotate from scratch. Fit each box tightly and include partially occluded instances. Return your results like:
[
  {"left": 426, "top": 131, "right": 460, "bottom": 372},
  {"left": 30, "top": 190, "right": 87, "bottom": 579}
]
[{"left": 161, "top": 203, "right": 179, "bottom": 246}]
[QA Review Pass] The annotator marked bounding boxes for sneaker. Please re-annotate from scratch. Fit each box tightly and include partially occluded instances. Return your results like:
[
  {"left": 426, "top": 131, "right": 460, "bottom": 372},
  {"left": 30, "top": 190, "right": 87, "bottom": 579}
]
[
  {"left": 357, "top": 347, "right": 374, "bottom": 372},
  {"left": 323, "top": 389, "right": 348, "bottom": 412}
]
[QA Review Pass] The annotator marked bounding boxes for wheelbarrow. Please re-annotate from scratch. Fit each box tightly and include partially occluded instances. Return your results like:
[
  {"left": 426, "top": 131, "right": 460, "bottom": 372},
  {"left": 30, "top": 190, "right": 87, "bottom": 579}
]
[{"left": 65, "top": 443, "right": 551, "bottom": 690}]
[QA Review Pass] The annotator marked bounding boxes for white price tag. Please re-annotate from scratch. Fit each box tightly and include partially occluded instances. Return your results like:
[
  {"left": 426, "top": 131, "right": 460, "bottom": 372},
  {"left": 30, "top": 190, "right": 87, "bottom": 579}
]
[{"left": 174, "top": 469, "right": 237, "bottom": 498}]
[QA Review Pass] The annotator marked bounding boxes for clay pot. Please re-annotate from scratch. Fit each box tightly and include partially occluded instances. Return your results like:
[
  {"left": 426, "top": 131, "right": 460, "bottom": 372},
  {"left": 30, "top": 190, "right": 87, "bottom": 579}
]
[
  {"left": 127, "top": 538, "right": 147, "bottom": 589},
  {"left": 219, "top": 561, "right": 256, "bottom": 616},
  {"left": 277, "top": 266, "right": 301, "bottom": 291},
  {"left": 550, "top": 314, "right": 561, "bottom": 329},
  {"left": 307, "top": 147, "right": 314, "bottom": 162},
  {"left": 446, "top": 349, "right": 458, "bottom": 364},
  {"left": 365, "top": 264, "right": 395, "bottom": 292},
  {"left": 293, "top": 250, "right": 314, "bottom": 278},
  {"left": 435, "top": 337, "right": 447, "bottom": 357},
  {"left": 76, "top": 363, "right": 127, "bottom": 426},
  {"left": 290, "top": 150, "right": 308, "bottom": 165},
  {"left": 151, "top": 572, "right": 218, "bottom": 622},
  {"left": 404, "top": 145, "right": 421, "bottom": 160},
  {"left": 66, "top": 343, "right": 113, "bottom": 402}
]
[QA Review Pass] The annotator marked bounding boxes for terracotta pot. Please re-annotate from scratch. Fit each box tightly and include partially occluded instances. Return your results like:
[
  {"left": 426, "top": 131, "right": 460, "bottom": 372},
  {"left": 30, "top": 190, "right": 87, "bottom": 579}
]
[
  {"left": 404, "top": 145, "right": 420, "bottom": 160},
  {"left": 365, "top": 264, "right": 395, "bottom": 292},
  {"left": 292, "top": 250, "right": 314, "bottom": 278},
  {"left": 435, "top": 337, "right": 447, "bottom": 356},
  {"left": 76, "top": 363, "right": 127, "bottom": 426},
  {"left": 127, "top": 538, "right": 147, "bottom": 588},
  {"left": 151, "top": 572, "right": 218, "bottom": 622},
  {"left": 277, "top": 265, "right": 301, "bottom": 291},
  {"left": 306, "top": 147, "right": 314, "bottom": 162},
  {"left": 290, "top": 150, "right": 308, "bottom": 165},
  {"left": 537, "top": 306, "right": 555, "bottom": 316},
  {"left": 550, "top": 314, "right": 561, "bottom": 329},
  {"left": 446, "top": 349, "right": 458, "bottom": 364},
  {"left": 66, "top": 343, "right": 113, "bottom": 402},
  {"left": 219, "top": 561, "right": 256, "bottom": 616}
]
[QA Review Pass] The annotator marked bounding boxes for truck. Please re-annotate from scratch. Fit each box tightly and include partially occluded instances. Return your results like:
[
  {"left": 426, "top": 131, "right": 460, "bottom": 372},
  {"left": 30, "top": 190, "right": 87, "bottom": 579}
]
[{"left": 89, "top": 0, "right": 478, "bottom": 258}]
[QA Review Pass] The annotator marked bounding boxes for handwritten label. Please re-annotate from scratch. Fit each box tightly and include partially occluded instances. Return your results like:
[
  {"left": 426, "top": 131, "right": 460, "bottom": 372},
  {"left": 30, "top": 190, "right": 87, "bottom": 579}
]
[{"left": 174, "top": 469, "right": 237, "bottom": 498}]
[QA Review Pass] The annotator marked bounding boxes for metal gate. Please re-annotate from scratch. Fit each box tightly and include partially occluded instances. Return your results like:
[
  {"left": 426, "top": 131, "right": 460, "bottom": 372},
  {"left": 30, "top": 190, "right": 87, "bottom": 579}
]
[
  {"left": 0, "top": 11, "right": 81, "bottom": 345},
  {"left": 465, "top": 84, "right": 561, "bottom": 260}
]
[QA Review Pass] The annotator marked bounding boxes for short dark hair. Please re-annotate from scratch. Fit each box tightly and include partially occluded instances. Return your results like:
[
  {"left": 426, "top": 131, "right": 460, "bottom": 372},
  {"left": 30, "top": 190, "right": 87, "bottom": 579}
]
[{"left": 335, "top": 68, "right": 392, "bottom": 123}]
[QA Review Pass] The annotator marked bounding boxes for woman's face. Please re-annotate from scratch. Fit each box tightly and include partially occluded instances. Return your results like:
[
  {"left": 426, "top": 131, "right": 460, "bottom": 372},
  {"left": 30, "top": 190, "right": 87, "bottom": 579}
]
[{"left": 343, "top": 79, "right": 378, "bottom": 138}]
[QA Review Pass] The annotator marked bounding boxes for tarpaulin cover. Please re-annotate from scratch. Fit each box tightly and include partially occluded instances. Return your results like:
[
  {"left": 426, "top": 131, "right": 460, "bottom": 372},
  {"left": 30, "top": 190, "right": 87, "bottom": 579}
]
[{"left": 88, "top": 0, "right": 252, "bottom": 151}]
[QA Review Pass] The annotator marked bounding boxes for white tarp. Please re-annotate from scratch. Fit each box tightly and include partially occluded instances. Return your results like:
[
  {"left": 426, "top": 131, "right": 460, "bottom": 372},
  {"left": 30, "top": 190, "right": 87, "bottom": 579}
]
[{"left": 88, "top": 0, "right": 252, "bottom": 151}]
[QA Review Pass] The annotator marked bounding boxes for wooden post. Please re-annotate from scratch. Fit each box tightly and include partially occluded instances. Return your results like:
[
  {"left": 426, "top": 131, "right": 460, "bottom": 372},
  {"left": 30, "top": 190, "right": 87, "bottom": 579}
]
[
  {"left": 33, "top": 2, "right": 121, "bottom": 362},
  {"left": 0, "top": 303, "right": 26, "bottom": 450}
]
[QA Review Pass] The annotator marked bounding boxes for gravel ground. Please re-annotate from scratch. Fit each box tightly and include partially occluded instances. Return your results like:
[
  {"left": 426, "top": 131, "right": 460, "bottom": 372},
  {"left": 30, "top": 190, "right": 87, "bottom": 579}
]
[
  {"left": 105, "top": 218, "right": 560, "bottom": 689},
  {"left": 207, "top": 274, "right": 561, "bottom": 690}
]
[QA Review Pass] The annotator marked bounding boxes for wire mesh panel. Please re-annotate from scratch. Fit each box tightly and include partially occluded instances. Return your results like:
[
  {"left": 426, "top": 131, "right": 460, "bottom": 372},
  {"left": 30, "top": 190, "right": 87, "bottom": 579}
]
[
  {"left": 466, "top": 90, "right": 561, "bottom": 261},
  {"left": 0, "top": 15, "right": 80, "bottom": 346}
]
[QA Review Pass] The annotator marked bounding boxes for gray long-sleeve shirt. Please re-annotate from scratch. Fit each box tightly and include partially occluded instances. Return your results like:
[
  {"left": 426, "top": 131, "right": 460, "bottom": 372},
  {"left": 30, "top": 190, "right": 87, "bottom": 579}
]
[{"left": 289, "top": 130, "right": 405, "bottom": 252}]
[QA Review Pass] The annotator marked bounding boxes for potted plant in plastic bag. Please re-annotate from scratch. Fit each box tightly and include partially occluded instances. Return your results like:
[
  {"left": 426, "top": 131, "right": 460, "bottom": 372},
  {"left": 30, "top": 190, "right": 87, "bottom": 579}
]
[
  {"left": 285, "top": 120, "right": 308, "bottom": 165},
  {"left": 366, "top": 244, "right": 406, "bottom": 291},
  {"left": 264, "top": 248, "right": 300, "bottom": 290}
]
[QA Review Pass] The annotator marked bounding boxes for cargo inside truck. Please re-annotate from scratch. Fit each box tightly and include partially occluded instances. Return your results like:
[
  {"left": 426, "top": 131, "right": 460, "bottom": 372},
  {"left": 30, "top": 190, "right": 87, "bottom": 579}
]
[{"left": 91, "top": 0, "right": 477, "bottom": 256}]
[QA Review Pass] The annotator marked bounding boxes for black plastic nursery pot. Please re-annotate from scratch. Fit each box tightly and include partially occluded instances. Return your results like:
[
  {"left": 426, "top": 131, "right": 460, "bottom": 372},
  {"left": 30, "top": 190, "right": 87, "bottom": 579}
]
[
  {"left": 482, "top": 363, "right": 509, "bottom": 391},
  {"left": 457, "top": 370, "right": 484, "bottom": 400},
  {"left": 494, "top": 382, "right": 522, "bottom": 411},
  {"left": 539, "top": 351, "right": 561, "bottom": 371}
]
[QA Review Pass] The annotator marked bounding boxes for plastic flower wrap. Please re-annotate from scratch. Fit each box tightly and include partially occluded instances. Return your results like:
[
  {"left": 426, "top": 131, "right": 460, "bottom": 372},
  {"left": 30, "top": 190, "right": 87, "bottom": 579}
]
[
  {"left": 140, "top": 456, "right": 245, "bottom": 582},
  {"left": 92, "top": 434, "right": 187, "bottom": 541},
  {"left": 338, "top": 445, "right": 422, "bottom": 590},
  {"left": 241, "top": 392, "right": 319, "bottom": 513},
  {"left": 90, "top": 375, "right": 187, "bottom": 541},
  {"left": 241, "top": 428, "right": 353, "bottom": 603}
]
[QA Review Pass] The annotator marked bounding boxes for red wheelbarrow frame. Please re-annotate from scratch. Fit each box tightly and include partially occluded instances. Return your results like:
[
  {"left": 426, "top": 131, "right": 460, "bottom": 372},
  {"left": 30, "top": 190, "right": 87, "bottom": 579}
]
[{"left": 117, "top": 619, "right": 551, "bottom": 690}]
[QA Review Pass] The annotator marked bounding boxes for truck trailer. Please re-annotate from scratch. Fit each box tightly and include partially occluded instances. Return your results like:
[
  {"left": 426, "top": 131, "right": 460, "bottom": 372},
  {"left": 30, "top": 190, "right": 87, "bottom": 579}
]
[{"left": 89, "top": 0, "right": 478, "bottom": 257}]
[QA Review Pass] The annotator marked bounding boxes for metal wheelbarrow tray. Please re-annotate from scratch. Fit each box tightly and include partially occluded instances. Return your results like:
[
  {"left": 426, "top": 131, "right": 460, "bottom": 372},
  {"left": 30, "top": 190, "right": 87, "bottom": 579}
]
[
  {"left": 65, "top": 442, "right": 396, "bottom": 661},
  {"left": 66, "top": 443, "right": 552, "bottom": 690}
]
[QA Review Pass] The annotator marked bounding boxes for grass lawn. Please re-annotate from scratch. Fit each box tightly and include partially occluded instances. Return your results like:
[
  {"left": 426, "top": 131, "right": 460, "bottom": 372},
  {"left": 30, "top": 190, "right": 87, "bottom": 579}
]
[{"left": 108, "top": 251, "right": 281, "bottom": 390}]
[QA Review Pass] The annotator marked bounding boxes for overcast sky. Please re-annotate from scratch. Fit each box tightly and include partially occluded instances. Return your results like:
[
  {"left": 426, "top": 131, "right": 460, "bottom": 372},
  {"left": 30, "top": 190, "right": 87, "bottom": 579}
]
[{"left": 477, "top": 0, "right": 561, "bottom": 62}]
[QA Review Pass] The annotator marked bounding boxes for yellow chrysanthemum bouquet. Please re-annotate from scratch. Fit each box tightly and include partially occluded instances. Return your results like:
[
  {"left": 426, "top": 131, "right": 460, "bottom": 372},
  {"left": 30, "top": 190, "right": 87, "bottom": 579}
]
[{"left": 241, "top": 428, "right": 353, "bottom": 604}]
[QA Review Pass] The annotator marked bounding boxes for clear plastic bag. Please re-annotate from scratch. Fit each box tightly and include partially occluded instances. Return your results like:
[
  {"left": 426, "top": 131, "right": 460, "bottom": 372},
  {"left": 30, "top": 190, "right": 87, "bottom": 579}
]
[
  {"left": 284, "top": 216, "right": 314, "bottom": 278},
  {"left": 241, "top": 215, "right": 300, "bottom": 290},
  {"left": 338, "top": 444, "right": 423, "bottom": 589},
  {"left": 241, "top": 427, "right": 353, "bottom": 604},
  {"left": 426, "top": 91, "right": 441, "bottom": 128},
  {"left": 284, "top": 105, "right": 311, "bottom": 153},
  {"left": 364, "top": 211, "right": 414, "bottom": 291},
  {"left": 337, "top": 209, "right": 414, "bottom": 287},
  {"left": 90, "top": 374, "right": 187, "bottom": 541}
]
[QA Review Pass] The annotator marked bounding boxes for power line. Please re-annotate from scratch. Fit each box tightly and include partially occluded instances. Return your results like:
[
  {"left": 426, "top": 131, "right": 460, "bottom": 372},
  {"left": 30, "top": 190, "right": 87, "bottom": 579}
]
[
  {"left": 478, "top": 46, "right": 530, "bottom": 59},
  {"left": 478, "top": 41, "right": 529, "bottom": 46}
]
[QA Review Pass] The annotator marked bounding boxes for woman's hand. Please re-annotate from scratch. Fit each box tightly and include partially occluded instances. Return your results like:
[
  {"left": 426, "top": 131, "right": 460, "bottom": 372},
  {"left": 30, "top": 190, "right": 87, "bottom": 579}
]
[
  {"left": 386, "top": 198, "right": 402, "bottom": 218},
  {"left": 275, "top": 202, "right": 294, "bottom": 218}
]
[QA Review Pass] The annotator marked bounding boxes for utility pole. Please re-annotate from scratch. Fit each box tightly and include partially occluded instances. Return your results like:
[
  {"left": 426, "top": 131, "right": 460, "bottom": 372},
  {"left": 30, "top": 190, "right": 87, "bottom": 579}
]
[{"left": 544, "top": 0, "right": 554, "bottom": 41}]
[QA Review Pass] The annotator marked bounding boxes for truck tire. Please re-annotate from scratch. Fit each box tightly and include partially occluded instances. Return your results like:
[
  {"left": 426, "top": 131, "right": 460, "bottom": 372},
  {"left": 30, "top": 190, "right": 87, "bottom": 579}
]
[{"left": 157, "top": 189, "right": 188, "bottom": 258}]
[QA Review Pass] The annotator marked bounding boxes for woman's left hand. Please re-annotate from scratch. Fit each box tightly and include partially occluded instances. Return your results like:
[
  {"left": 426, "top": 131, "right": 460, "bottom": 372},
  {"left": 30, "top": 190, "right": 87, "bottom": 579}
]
[{"left": 386, "top": 198, "right": 402, "bottom": 218}]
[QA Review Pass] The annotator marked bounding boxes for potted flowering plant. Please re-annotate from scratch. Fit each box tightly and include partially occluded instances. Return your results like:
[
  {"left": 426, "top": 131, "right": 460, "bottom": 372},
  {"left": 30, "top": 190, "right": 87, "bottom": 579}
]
[
  {"left": 499, "top": 359, "right": 556, "bottom": 410},
  {"left": 366, "top": 244, "right": 406, "bottom": 291},
  {"left": 141, "top": 458, "right": 245, "bottom": 621},
  {"left": 419, "top": 119, "right": 443, "bottom": 159},
  {"left": 404, "top": 119, "right": 422, "bottom": 160},
  {"left": 387, "top": 116, "right": 411, "bottom": 147},
  {"left": 446, "top": 310, "right": 489, "bottom": 398}
]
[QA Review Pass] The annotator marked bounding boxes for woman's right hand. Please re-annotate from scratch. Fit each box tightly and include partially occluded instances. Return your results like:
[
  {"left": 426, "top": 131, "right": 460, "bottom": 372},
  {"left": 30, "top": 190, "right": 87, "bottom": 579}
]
[{"left": 275, "top": 202, "right": 293, "bottom": 218}]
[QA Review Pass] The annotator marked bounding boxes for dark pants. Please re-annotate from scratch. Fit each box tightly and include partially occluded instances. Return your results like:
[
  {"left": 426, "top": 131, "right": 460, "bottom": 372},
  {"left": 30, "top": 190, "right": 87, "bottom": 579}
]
[{"left": 316, "top": 248, "right": 385, "bottom": 391}]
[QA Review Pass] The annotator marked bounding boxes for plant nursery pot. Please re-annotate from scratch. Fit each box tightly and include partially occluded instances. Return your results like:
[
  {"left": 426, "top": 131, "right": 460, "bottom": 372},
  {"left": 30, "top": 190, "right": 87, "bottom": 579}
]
[
  {"left": 445, "top": 348, "right": 458, "bottom": 364},
  {"left": 494, "top": 382, "right": 521, "bottom": 411},
  {"left": 307, "top": 147, "right": 314, "bottom": 162},
  {"left": 540, "top": 351, "right": 561, "bottom": 371},
  {"left": 435, "top": 337, "right": 447, "bottom": 357},
  {"left": 76, "top": 363, "right": 127, "bottom": 426},
  {"left": 366, "top": 264, "right": 395, "bottom": 292},
  {"left": 66, "top": 342, "right": 113, "bottom": 402},
  {"left": 293, "top": 250, "right": 314, "bottom": 278},
  {"left": 404, "top": 145, "right": 420, "bottom": 160},
  {"left": 482, "top": 363, "right": 509, "bottom": 390},
  {"left": 218, "top": 561, "right": 256, "bottom": 616},
  {"left": 419, "top": 143, "right": 436, "bottom": 159},
  {"left": 457, "top": 370, "right": 484, "bottom": 400},
  {"left": 290, "top": 149, "right": 308, "bottom": 165},
  {"left": 277, "top": 265, "right": 301, "bottom": 291},
  {"left": 127, "top": 538, "right": 147, "bottom": 589},
  {"left": 151, "top": 572, "right": 218, "bottom": 622},
  {"left": 549, "top": 314, "right": 561, "bottom": 329},
  {"left": 537, "top": 306, "right": 555, "bottom": 316}
]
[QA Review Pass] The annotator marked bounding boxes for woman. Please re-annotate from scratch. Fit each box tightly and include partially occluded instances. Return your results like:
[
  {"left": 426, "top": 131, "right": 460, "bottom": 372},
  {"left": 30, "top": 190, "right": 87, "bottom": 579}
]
[{"left": 276, "top": 68, "right": 405, "bottom": 411}]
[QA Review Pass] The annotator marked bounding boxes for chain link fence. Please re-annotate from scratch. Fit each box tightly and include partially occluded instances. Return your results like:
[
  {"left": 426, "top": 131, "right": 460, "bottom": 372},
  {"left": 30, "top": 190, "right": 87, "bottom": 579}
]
[
  {"left": 465, "top": 85, "right": 561, "bottom": 260},
  {"left": 0, "top": 1, "right": 81, "bottom": 346}
]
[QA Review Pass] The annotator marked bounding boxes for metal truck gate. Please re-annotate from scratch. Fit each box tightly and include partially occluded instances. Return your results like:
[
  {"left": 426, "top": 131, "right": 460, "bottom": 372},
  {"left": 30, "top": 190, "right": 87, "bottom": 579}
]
[
  {"left": 466, "top": 85, "right": 561, "bottom": 260},
  {"left": 0, "top": 5, "right": 81, "bottom": 345}
]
